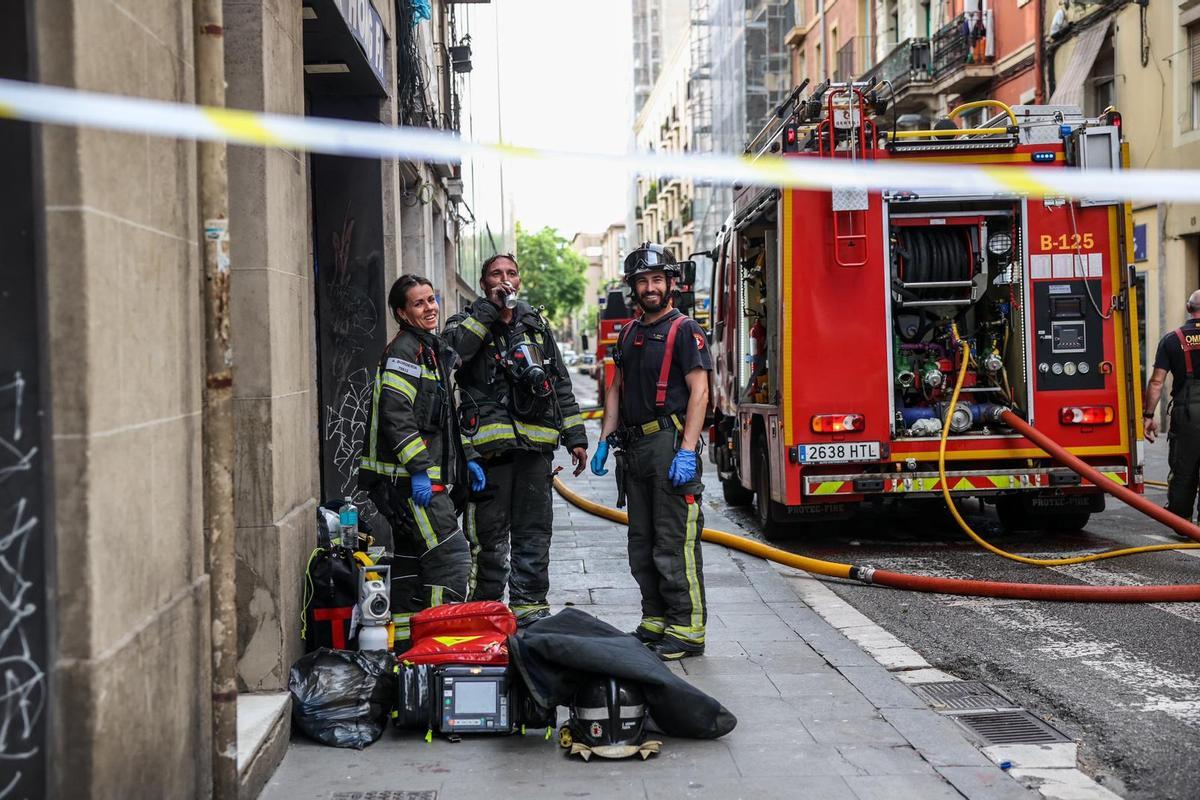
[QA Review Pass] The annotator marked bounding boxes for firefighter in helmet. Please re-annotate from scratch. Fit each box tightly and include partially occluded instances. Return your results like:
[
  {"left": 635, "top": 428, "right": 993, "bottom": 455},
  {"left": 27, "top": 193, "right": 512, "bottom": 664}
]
[
  {"left": 357, "top": 274, "right": 484, "bottom": 648},
  {"left": 442, "top": 253, "right": 589, "bottom": 626},
  {"left": 591, "top": 243, "right": 712, "bottom": 660},
  {"left": 1144, "top": 289, "right": 1200, "bottom": 523}
]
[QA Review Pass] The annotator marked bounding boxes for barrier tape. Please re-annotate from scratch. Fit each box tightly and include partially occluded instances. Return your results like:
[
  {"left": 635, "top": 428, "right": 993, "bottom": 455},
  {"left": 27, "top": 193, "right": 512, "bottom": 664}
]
[{"left": 2, "top": 78, "right": 1200, "bottom": 203}]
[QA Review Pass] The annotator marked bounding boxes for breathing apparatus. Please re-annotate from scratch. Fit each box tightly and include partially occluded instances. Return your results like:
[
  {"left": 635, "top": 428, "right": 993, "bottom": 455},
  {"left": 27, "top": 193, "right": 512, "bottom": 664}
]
[{"left": 500, "top": 338, "right": 555, "bottom": 421}]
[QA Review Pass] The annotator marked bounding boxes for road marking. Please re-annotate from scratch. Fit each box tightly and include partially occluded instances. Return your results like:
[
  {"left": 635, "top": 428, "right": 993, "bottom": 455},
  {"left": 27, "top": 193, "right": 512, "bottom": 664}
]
[{"left": 771, "top": 556, "right": 1120, "bottom": 800}]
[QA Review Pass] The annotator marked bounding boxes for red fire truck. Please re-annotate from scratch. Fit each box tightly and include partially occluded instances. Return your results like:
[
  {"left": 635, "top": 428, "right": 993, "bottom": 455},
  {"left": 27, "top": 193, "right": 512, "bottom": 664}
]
[
  {"left": 596, "top": 285, "right": 635, "bottom": 396},
  {"left": 708, "top": 84, "right": 1143, "bottom": 537}
]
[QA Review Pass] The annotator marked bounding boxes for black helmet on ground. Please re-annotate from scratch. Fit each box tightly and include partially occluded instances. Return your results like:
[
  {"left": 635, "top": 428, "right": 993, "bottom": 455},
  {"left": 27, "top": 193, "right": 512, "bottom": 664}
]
[
  {"left": 566, "top": 675, "right": 648, "bottom": 757},
  {"left": 623, "top": 242, "right": 680, "bottom": 284}
]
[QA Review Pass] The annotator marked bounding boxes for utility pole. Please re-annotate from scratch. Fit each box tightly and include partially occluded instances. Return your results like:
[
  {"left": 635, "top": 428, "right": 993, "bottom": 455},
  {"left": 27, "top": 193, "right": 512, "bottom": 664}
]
[{"left": 192, "top": 1, "right": 238, "bottom": 797}]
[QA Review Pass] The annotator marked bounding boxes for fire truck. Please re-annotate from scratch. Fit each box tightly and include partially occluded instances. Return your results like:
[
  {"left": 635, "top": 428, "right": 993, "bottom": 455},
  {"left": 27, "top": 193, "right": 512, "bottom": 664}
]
[
  {"left": 596, "top": 285, "right": 634, "bottom": 396},
  {"left": 707, "top": 82, "right": 1143, "bottom": 538}
]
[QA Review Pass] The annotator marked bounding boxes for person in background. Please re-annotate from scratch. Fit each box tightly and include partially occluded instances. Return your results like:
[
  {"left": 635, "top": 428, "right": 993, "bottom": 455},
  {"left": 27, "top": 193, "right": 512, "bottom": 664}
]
[{"left": 1145, "top": 290, "right": 1200, "bottom": 525}]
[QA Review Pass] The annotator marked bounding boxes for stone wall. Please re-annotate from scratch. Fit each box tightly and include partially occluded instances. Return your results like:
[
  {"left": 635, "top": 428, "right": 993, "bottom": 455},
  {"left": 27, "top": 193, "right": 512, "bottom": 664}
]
[
  {"left": 36, "top": 0, "right": 212, "bottom": 796},
  {"left": 224, "top": 0, "right": 319, "bottom": 693}
]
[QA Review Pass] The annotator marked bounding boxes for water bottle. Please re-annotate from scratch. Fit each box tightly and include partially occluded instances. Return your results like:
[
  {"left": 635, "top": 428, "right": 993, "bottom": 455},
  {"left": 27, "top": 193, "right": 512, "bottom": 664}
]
[
  {"left": 339, "top": 496, "right": 359, "bottom": 549},
  {"left": 503, "top": 282, "right": 518, "bottom": 309}
]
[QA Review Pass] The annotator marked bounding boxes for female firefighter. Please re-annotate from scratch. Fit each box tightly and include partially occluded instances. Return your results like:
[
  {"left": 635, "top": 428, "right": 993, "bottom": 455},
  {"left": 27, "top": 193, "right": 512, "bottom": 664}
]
[{"left": 357, "top": 274, "right": 486, "bottom": 648}]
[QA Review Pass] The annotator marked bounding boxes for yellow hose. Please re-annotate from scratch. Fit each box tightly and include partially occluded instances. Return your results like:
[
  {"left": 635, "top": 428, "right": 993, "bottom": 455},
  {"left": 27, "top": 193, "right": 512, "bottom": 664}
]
[
  {"left": 938, "top": 339, "right": 1200, "bottom": 564},
  {"left": 551, "top": 478, "right": 855, "bottom": 580},
  {"left": 1146, "top": 479, "right": 1168, "bottom": 489}
]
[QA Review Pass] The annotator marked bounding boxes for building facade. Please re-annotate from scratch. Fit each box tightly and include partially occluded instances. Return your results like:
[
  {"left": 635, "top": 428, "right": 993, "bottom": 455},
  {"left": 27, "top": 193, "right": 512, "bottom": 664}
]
[
  {"left": 635, "top": 29, "right": 697, "bottom": 260},
  {"left": 571, "top": 224, "right": 628, "bottom": 351},
  {"left": 786, "top": 0, "right": 1038, "bottom": 127},
  {"left": 1, "top": 1, "right": 483, "bottom": 797}
]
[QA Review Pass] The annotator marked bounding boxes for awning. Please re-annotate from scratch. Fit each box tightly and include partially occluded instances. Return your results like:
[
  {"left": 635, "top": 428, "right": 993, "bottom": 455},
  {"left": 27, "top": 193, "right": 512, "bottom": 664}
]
[{"left": 1049, "top": 17, "right": 1111, "bottom": 110}]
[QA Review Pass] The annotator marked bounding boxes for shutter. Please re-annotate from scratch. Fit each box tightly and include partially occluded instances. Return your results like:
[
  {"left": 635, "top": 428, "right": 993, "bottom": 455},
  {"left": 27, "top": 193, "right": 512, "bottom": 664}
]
[{"left": 1190, "top": 23, "right": 1200, "bottom": 82}]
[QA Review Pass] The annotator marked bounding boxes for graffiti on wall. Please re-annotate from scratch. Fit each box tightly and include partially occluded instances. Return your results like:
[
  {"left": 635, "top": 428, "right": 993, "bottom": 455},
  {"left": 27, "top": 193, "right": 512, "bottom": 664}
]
[
  {"left": 0, "top": 372, "right": 46, "bottom": 799},
  {"left": 318, "top": 204, "right": 385, "bottom": 525}
]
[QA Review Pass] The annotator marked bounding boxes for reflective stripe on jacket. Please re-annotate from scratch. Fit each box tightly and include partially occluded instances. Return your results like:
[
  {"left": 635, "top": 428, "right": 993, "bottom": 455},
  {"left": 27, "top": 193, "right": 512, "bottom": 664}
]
[
  {"left": 358, "top": 326, "right": 474, "bottom": 486},
  {"left": 443, "top": 299, "right": 588, "bottom": 457}
]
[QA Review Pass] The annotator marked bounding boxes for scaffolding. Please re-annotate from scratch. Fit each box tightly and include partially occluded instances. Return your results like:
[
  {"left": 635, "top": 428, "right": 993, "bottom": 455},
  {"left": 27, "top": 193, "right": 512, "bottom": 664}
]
[
  {"left": 705, "top": 0, "right": 794, "bottom": 242},
  {"left": 688, "top": 0, "right": 720, "bottom": 268}
]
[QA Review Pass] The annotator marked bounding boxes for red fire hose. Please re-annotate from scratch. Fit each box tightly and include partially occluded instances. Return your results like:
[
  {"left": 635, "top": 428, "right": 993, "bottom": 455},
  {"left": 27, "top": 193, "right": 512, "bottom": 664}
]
[
  {"left": 556, "top": 402, "right": 1200, "bottom": 601},
  {"left": 998, "top": 409, "right": 1200, "bottom": 543}
]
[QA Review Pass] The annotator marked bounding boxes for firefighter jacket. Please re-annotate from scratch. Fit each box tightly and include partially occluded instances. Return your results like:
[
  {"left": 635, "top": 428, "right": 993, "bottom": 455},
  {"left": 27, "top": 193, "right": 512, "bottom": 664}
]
[
  {"left": 443, "top": 298, "right": 587, "bottom": 458},
  {"left": 357, "top": 325, "right": 476, "bottom": 488}
]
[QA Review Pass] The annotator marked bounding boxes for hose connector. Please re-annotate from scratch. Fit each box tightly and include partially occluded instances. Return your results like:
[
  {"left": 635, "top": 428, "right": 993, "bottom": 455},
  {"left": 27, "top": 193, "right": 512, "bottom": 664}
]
[{"left": 850, "top": 565, "right": 877, "bottom": 584}]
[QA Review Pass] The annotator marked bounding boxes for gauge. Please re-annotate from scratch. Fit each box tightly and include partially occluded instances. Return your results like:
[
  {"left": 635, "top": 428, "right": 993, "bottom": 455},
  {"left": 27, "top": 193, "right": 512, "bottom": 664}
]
[
  {"left": 1078, "top": 362, "right": 1090, "bottom": 374},
  {"left": 988, "top": 231, "right": 1013, "bottom": 255},
  {"left": 1063, "top": 361, "right": 1077, "bottom": 376},
  {"left": 1051, "top": 362, "right": 1064, "bottom": 375},
  {"left": 1039, "top": 362, "right": 1049, "bottom": 373}
]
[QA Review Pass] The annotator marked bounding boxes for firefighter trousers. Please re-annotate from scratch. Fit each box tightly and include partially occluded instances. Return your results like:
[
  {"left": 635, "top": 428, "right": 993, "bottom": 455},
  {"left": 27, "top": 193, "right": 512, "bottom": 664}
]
[
  {"left": 464, "top": 450, "right": 554, "bottom": 620},
  {"left": 620, "top": 428, "right": 707, "bottom": 645},
  {"left": 369, "top": 480, "right": 470, "bottom": 643},
  {"left": 1167, "top": 391, "right": 1200, "bottom": 522}
]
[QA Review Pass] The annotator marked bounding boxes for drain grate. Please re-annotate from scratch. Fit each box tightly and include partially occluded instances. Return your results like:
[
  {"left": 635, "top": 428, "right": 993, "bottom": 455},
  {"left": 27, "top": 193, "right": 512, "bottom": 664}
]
[
  {"left": 332, "top": 793, "right": 437, "bottom": 800},
  {"left": 950, "top": 710, "right": 1072, "bottom": 746},
  {"left": 910, "top": 680, "right": 1019, "bottom": 712}
]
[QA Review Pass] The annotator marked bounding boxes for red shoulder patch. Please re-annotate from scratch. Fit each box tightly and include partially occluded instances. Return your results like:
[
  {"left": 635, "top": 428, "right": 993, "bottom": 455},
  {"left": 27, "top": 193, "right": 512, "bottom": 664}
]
[{"left": 694, "top": 332, "right": 705, "bottom": 350}]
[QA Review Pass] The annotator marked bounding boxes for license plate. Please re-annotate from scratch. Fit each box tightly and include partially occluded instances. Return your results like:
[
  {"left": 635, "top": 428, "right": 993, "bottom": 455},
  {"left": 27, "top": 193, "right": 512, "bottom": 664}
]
[{"left": 798, "top": 441, "right": 881, "bottom": 464}]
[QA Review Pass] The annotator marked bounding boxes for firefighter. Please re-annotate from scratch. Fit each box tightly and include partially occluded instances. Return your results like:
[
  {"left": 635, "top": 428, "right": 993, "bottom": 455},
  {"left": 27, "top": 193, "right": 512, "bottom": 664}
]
[
  {"left": 357, "top": 274, "right": 484, "bottom": 647},
  {"left": 443, "top": 254, "right": 589, "bottom": 627},
  {"left": 1144, "top": 290, "right": 1200, "bottom": 523},
  {"left": 591, "top": 243, "right": 712, "bottom": 660}
]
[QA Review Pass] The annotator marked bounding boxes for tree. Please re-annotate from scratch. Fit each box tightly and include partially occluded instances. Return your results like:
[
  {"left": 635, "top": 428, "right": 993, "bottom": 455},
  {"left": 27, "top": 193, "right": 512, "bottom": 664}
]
[{"left": 514, "top": 223, "right": 587, "bottom": 324}]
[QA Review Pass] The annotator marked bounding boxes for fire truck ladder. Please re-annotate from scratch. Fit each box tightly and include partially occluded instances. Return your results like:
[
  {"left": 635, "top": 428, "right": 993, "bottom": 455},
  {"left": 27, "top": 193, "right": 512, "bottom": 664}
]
[{"left": 817, "top": 85, "right": 877, "bottom": 268}]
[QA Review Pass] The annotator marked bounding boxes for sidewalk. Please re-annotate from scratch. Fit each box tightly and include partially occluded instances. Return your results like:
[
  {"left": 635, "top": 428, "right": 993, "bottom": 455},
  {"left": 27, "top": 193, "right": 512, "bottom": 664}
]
[{"left": 261, "top": 440, "right": 1036, "bottom": 800}]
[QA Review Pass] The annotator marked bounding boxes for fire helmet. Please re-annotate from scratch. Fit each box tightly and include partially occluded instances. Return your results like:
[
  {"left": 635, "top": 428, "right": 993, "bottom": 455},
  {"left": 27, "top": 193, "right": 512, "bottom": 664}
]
[
  {"left": 623, "top": 242, "right": 680, "bottom": 285},
  {"left": 567, "top": 675, "right": 648, "bottom": 756}
]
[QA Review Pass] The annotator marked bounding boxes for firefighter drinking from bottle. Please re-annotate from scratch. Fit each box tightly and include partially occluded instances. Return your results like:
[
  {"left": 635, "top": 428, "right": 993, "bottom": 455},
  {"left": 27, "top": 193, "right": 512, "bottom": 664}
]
[
  {"left": 357, "top": 274, "right": 485, "bottom": 649},
  {"left": 592, "top": 243, "right": 712, "bottom": 660},
  {"left": 443, "top": 254, "right": 589, "bottom": 627}
]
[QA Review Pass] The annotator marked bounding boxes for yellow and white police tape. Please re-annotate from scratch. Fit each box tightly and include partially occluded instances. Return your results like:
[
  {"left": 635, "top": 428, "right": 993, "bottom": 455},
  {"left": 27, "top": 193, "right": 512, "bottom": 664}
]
[{"left": 1, "top": 78, "right": 1198, "bottom": 203}]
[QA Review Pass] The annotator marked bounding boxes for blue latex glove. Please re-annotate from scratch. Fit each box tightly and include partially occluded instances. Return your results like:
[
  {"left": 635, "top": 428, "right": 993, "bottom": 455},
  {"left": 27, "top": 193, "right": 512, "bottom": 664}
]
[
  {"left": 668, "top": 448, "right": 698, "bottom": 487},
  {"left": 411, "top": 471, "right": 433, "bottom": 507},
  {"left": 590, "top": 440, "right": 610, "bottom": 476},
  {"left": 467, "top": 460, "right": 486, "bottom": 493}
]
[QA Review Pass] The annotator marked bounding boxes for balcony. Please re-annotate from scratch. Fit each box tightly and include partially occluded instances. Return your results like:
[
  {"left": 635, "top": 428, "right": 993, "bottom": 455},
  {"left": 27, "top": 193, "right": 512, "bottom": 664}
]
[
  {"left": 863, "top": 38, "right": 931, "bottom": 94},
  {"left": 834, "top": 40, "right": 856, "bottom": 83},
  {"left": 930, "top": 13, "right": 994, "bottom": 95}
]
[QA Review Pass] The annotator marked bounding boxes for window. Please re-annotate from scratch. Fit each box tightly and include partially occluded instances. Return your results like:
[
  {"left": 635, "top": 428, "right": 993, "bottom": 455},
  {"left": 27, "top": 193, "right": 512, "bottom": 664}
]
[
  {"left": 816, "top": 42, "right": 823, "bottom": 80},
  {"left": 1086, "top": 33, "right": 1115, "bottom": 118},
  {"left": 1191, "top": 22, "right": 1200, "bottom": 130}
]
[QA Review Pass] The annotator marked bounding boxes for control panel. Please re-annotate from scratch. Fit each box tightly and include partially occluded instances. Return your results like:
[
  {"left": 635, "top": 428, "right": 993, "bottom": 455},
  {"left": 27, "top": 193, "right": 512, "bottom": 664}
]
[{"left": 1033, "top": 281, "right": 1105, "bottom": 391}]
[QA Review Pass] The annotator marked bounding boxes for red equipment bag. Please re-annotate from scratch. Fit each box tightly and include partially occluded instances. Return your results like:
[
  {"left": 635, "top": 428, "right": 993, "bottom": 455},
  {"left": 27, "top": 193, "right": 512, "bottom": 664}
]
[{"left": 399, "top": 601, "right": 515, "bottom": 666}]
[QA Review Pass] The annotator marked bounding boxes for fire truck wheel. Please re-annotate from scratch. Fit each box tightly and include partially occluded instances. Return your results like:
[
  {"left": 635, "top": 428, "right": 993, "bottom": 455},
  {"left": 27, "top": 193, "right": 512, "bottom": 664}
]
[
  {"left": 1041, "top": 511, "right": 1092, "bottom": 534},
  {"left": 995, "top": 495, "right": 1041, "bottom": 533},
  {"left": 722, "top": 475, "right": 755, "bottom": 506},
  {"left": 754, "top": 436, "right": 793, "bottom": 539},
  {"left": 996, "top": 495, "right": 1092, "bottom": 534}
]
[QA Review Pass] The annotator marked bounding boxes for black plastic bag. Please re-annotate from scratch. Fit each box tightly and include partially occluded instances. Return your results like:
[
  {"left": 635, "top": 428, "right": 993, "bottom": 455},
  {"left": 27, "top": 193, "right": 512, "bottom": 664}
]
[{"left": 289, "top": 649, "right": 397, "bottom": 749}]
